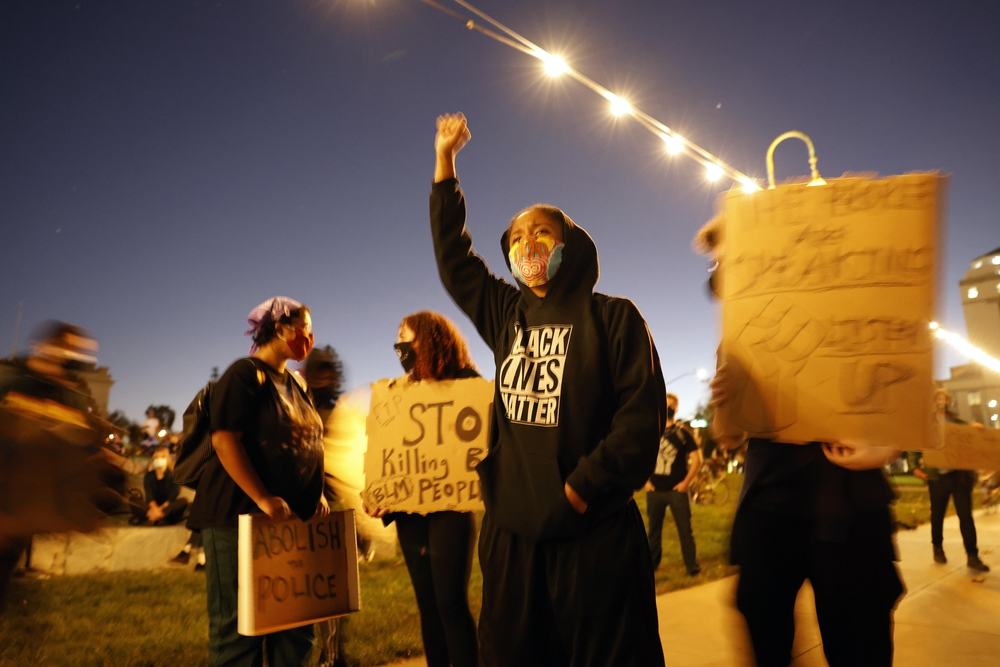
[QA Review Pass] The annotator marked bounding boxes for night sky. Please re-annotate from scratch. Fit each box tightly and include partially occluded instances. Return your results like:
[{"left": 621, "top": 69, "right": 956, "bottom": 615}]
[{"left": 2, "top": 0, "right": 997, "bottom": 423}]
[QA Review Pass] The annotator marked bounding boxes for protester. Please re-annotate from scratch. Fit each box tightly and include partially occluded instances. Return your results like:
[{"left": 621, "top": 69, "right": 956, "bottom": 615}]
[
  {"left": 429, "top": 112, "right": 667, "bottom": 666},
  {"left": 186, "top": 297, "right": 327, "bottom": 667},
  {"left": 128, "top": 446, "right": 188, "bottom": 525},
  {"left": 644, "top": 393, "right": 701, "bottom": 575},
  {"left": 365, "top": 311, "right": 481, "bottom": 667},
  {"left": 698, "top": 221, "right": 905, "bottom": 667},
  {"left": 911, "top": 388, "right": 989, "bottom": 571},
  {"left": 0, "top": 321, "right": 122, "bottom": 608}
]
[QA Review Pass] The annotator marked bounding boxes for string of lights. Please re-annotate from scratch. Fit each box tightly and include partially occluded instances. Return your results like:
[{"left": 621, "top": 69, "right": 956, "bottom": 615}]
[
  {"left": 416, "top": 0, "right": 763, "bottom": 192},
  {"left": 930, "top": 322, "right": 1000, "bottom": 374},
  {"left": 417, "top": 2, "right": 1000, "bottom": 376}
]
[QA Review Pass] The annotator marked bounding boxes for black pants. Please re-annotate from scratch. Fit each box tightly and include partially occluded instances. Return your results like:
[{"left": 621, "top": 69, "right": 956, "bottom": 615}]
[
  {"left": 645, "top": 490, "right": 698, "bottom": 573},
  {"left": 478, "top": 500, "right": 664, "bottom": 667},
  {"left": 395, "top": 511, "right": 479, "bottom": 667},
  {"left": 929, "top": 471, "right": 978, "bottom": 555},
  {"left": 733, "top": 506, "right": 904, "bottom": 667}
]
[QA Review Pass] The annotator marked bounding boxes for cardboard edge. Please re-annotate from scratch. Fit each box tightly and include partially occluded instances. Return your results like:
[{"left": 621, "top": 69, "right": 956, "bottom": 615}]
[{"left": 237, "top": 514, "right": 253, "bottom": 636}]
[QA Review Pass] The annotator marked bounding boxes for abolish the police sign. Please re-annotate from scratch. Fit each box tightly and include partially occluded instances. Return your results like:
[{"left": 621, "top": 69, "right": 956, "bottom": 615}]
[
  {"left": 362, "top": 377, "right": 493, "bottom": 513},
  {"left": 237, "top": 510, "right": 360, "bottom": 635}
]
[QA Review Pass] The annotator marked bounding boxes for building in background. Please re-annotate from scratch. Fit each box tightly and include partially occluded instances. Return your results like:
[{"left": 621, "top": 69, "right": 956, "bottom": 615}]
[{"left": 940, "top": 247, "right": 1000, "bottom": 427}]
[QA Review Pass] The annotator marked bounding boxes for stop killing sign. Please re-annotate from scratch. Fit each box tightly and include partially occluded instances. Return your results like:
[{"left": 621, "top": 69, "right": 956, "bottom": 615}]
[{"left": 237, "top": 509, "right": 361, "bottom": 635}]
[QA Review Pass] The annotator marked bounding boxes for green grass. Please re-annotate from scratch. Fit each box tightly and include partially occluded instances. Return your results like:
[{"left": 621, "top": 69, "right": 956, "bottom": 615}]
[{"left": 10, "top": 471, "right": 973, "bottom": 666}]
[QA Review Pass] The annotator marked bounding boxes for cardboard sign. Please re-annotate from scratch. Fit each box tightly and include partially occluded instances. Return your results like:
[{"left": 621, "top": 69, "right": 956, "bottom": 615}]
[
  {"left": 922, "top": 424, "right": 1000, "bottom": 471},
  {"left": 362, "top": 377, "right": 492, "bottom": 513},
  {"left": 238, "top": 510, "right": 360, "bottom": 636},
  {"left": 717, "top": 173, "right": 946, "bottom": 450}
]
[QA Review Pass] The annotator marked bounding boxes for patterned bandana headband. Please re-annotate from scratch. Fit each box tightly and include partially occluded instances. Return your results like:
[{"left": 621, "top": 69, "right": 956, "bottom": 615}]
[
  {"left": 246, "top": 296, "right": 302, "bottom": 354},
  {"left": 508, "top": 237, "right": 565, "bottom": 287}
]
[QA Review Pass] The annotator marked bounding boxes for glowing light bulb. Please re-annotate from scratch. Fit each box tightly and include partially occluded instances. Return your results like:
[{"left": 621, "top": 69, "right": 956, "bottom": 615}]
[
  {"left": 542, "top": 54, "right": 569, "bottom": 77},
  {"left": 157, "top": 429, "right": 167, "bottom": 438},
  {"left": 608, "top": 95, "right": 632, "bottom": 116},
  {"left": 662, "top": 133, "right": 683, "bottom": 155},
  {"left": 929, "top": 321, "right": 939, "bottom": 330},
  {"left": 740, "top": 178, "right": 761, "bottom": 193},
  {"left": 705, "top": 163, "right": 723, "bottom": 181}
]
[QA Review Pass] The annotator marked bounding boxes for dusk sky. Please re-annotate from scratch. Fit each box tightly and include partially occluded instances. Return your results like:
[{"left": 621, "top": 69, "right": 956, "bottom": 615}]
[{"left": 2, "top": 0, "right": 997, "bottom": 424}]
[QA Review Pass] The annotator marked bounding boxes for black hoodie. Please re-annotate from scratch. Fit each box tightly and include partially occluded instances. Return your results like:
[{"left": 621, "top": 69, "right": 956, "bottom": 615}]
[{"left": 430, "top": 179, "right": 666, "bottom": 540}]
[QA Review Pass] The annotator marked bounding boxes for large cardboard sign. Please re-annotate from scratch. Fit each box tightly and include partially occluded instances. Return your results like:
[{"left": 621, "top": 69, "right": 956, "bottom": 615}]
[
  {"left": 238, "top": 510, "right": 360, "bottom": 636},
  {"left": 718, "top": 173, "right": 946, "bottom": 450},
  {"left": 362, "top": 377, "right": 492, "bottom": 513},
  {"left": 922, "top": 424, "right": 1000, "bottom": 471}
]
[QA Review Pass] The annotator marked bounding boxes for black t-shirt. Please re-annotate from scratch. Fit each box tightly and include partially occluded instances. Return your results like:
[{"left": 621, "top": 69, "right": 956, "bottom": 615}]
[
  {"left": 187, "top": 358, "right": 325, "bottom": 529},
  {"left": 144, "top": 470, "right": 180, "bottom": 506},
  {"left": 649, "top": 423, "right": 698, "bottom": 491}
]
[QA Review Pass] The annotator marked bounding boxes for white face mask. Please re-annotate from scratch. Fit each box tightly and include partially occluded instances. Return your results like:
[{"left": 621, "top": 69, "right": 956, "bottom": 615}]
[{"left": 152, "top": 458, "right": 168, "bottom": 470}]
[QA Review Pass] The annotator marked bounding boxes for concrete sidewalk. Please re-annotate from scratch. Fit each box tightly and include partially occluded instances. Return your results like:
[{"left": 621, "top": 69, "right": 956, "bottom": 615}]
[{"left": 379, "top": 509, "right": 1000, "bottom": 666}]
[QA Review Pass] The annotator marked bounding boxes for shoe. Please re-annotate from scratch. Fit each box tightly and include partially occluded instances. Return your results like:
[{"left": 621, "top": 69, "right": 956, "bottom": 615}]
[
  {"left": 170, "top": 551, "right": 190, "bottom": 566},
  {"left": 688, "top": 567, "right": 701, "bottom": 576},
  {"left": 194, "top": 562, "right": 205, "bottom": 573},
  {"left": 933, "top": 546, "right": 947, "bottom": 564},
  {"left": 968, "top": 555, "right": 990, "bottom": 572}
]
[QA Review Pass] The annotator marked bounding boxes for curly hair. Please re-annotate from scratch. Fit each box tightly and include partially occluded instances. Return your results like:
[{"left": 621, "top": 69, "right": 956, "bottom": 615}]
[{"left": 401, "top": 311, "right": 476, "bottom": 382}]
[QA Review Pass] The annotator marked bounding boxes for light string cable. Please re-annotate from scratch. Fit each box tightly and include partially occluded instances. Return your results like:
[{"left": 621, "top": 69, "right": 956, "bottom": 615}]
[
  {"left": 930, "top": 322, "right": 1000, "bottom": 374},
  {"left": 416, "top": 0, "right": 762, "bottom": 192}
]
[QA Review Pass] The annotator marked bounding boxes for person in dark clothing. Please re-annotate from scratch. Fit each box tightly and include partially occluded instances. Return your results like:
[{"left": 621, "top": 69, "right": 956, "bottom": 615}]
[
  {"left": 429, "top": 112, "right": 666, "bottom": 667},
  {"left": 129, "top": 446, "right": 188, "bottom": 525},
  {"left": 911, "top": 388, "right": 990, "bottom": 571},
  {"left": 699, "top": 220, "right": 905, "bottom": 667},
  {"left": 0, "top": 321, "right": 112, "bottom": 607},
  {"left": 644, "top": 393, "right": 701, "bottom": 575},
  {"left": 187, "top": 297, "right": 328, "bottom": 667},
  {"left": 364, "top": 311, "right": 480, "bottom": 667}
]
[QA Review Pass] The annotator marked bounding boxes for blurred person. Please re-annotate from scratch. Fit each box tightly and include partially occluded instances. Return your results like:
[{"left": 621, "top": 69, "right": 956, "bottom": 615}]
[
  {"left": 430, "top": 113, "right": 666, "bottom": 666},
  {"left": 0, "top": 321, "right": 119, "bottom": 607},
  {"left": 644, "top": 393, "right": 701, "bottom": 575},
  {"left": 911, "top": 389, "right": 989, "bottom": 571},
  {"left": 128, "top": 446, "right": 188, "bottom": 526},
  {"left": 699, "top": 221, "right": 904, "bottom": 667},
  {"left": 186, "top": 297, "right": 328, "bottom": 667},
  {"left": 141, "top": 408, "right": 161, "bottom": 441},
  {"left": 364, "top": 311, "right": 481, "bottom": 667}
]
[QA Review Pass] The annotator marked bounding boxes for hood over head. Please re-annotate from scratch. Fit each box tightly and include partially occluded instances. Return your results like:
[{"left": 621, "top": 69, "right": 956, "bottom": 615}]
[{"left": 501, "top": 205, "right": 600, "bottom": 301}]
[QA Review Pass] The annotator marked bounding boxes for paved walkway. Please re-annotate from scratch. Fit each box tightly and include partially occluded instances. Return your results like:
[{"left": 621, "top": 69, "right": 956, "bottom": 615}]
[{"left": 378, "top": 509, "right": 1000, "bottom": 666}]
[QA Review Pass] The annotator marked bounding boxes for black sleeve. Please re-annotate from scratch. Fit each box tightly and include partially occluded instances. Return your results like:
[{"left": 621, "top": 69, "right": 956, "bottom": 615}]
[
  {"left": 166, "top": 472, "right": 180, "bottom": 503},
  {"left": 566, "top": 298, "right": 667, "bottom": 502},
  {"left": 143, "top": 471, "right": 155, "bottom": 504},
  {"left": 430, "top": 179, "right": 520, "bottom": 351},
  {"left": 210, "top": 359, "right": 263, "bottom": 434},
  {"left": 682, "top": 428, "right": 699, "bottom": 456}
]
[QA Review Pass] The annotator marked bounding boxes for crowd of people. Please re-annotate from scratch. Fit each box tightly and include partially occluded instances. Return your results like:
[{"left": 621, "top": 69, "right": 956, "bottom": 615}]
[{"left": 1, "top": 111, "right": 995, "bottom": 667}]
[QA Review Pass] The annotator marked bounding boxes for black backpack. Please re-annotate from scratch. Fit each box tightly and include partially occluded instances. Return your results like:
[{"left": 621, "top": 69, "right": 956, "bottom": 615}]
[
  {"left": 173, "top": 360, "right": 270, "bottom": 489},
  {"left": 172, "top": 381, "right": 216, "bottom": 490}
]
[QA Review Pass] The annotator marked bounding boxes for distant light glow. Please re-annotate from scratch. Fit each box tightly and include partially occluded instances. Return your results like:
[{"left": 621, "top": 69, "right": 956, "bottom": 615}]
[
  {"left": 992, "top": 414, "right": 999, "bottom": 422},
  {"left": 807, "top": 177, "right": 827, "bottom": 187},
  {"left": 993, "top": 256, "right": 1000, "bottom": 265},
  {"left": 989, "top": 399, "right": 998, "bottom": 408},
  {"left": 608, "top": 94, "right": 632, "bottom": 116},
  {"left": 740, "top": 177, "right": 761, "bottom": 193},
  {"left": 542, "top": 54, "right": 569, "bottom": 77},
  {"left": 662, "top": 133, "right": 684, "bottom": 155},
  {"left": 705, "top": 163, "right": 723, "bottom": 181},
  {"left": 690, "top": 419, "right": 708, "bottom": 428},
  {"left": 968, "top": 287, "right": 979, "bottom": 299},
  {"left": 695, "top": 367, "right": 709, "bottom": 380},
  {"left": 931, "top": 322, "right": 1000, "bottom": 373},
  {"left": 157, "top": 429, "right": 167, "bottom": 438},
  {"left": 973, "top": 260, "right": 984, "bottom": 269}
]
